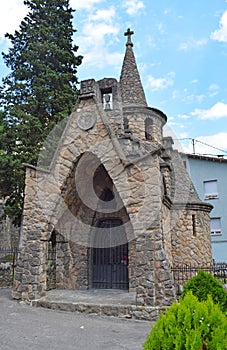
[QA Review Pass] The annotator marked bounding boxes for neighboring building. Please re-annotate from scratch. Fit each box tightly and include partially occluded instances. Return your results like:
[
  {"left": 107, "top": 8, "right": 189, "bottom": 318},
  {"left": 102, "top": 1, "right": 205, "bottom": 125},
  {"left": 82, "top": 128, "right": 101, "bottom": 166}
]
[
  {"left": 13, "top": 30, "right": 213, "bottom": 319},
  {"left": 183, "top": 154, "right": 227, "bottom": 262}
]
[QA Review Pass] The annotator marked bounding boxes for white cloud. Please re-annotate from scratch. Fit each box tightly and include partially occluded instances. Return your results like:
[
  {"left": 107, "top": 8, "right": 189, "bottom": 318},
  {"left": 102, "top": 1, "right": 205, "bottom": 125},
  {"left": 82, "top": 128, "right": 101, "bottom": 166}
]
[
  {"left": 0, "top": 0, "right": 104, "bottom": 41},
  {"left": 192, "top": 102, "right": 227, "bottom": 120},
  {"left": 171, "top": 88, "right": 205, "bottom": 104},
  {"left": 209, "top": 84, "right": 219, "bottom": 91},
  {"left": 147, "top": 72, "right": 175, "bottom": 91},
  {"left": 183, "top": 133, "right": 227, "bottom": 155},
  {"left": 208, "top": 84, "right": 219, "bottom": 97},
  {"left": 146, "top": 36, "right": 157, "bottom": 49},
  {"left": 0, "top": 0, "right": 27, "bottom": 40},
  {"left": 123, "top": 0, "right": 145, "bottom": 16},
  {"left": 89, "top": 7, "right": 115, "bottom": 22},
  {"left": 157, "top": 22, "right": 166, "bottom": 34},
  {"left": 178, "top": 114, "right": 190, "bottom": 120},
  {"left": 179, "top": 132, "right": 189, "bottom": 139},
  {"left": 178, "top": 38, "right": 208, "bottom": 51},
  {"left": 211, "top": 11, "right": 227, "bottom": 42},
  {"left": 78, "top": 21, "right": 119, "bottom": 50},
  {"left": 76, "top": 7, "right": 122, "bottom": 71},
  {"left": 164, "top": 9, "right": 171, "bottom": 15},
  {"left": 172, "top": 90, "right": 179, "bottom": 99},
  {"left": 71, "top": 0, "right": 103, "bottom": 10}
]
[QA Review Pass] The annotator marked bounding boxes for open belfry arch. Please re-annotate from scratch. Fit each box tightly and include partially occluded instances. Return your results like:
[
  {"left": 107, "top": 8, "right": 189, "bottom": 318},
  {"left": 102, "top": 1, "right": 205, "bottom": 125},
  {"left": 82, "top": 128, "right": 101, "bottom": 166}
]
[{"left": 13, "top": 29, "right": 213, "bottom": 317}]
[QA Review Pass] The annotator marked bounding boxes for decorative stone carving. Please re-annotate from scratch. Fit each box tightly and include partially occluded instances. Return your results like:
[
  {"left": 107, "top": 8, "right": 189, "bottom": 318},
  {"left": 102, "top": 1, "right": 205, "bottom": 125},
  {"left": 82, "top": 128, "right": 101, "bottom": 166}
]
[
  {"left": 77, "top": 112, "right": 97, "bottom": 130},
  {"left": 80, "top": 79, "right": 96, "bottom": 96}
]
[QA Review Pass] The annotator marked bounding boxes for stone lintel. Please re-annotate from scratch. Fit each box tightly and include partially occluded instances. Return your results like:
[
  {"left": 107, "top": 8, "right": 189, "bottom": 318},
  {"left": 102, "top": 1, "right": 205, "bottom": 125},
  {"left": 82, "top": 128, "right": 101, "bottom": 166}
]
[
  {"left": 160, "top": 162, "right": 172, "bottom": 171},
  {"left": 78, "top": 93, "right": 96, "bottom": 100},
  {"left": 98, "top": 77, "right": 118, "bottom": 90},
  {"left": 172, "top": 201, "right": 213, "bottom": 212}
]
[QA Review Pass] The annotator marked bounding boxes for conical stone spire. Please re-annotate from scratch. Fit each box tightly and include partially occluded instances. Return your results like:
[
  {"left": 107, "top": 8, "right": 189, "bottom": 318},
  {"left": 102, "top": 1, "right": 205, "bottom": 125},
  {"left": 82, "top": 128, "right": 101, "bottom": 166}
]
[{"left": 120, "top": 29, "right": 147, "bottom": 107}]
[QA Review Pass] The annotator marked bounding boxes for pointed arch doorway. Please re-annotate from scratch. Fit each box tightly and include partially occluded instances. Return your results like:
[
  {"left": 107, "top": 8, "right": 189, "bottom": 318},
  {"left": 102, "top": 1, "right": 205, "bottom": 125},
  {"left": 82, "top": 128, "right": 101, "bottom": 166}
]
[{"left": 91, "top": 219, "right": 129, "bottom": 290}]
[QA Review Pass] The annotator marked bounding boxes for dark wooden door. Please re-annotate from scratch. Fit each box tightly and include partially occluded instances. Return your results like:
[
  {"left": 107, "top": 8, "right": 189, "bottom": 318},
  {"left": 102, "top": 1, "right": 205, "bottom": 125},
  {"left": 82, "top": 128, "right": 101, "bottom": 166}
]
[{"left": 92, "top": 219, "right": 128, "bottom": 290}]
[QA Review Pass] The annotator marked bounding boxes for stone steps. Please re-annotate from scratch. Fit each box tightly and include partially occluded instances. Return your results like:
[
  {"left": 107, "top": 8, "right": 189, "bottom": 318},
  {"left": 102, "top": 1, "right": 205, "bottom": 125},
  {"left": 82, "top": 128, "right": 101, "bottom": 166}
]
[
  {"left": 33, "top": 290, "right": 164, "bottom": 321},
  {"left": 36, "top": 299, "right": 133, "bottom": 318}
]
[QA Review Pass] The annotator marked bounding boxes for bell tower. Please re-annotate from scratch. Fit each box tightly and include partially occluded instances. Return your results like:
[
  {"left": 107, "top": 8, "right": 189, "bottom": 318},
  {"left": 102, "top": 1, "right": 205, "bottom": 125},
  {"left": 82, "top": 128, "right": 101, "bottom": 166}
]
[{"left": 119, "top": 29, "right": 167, "bottom": 145}]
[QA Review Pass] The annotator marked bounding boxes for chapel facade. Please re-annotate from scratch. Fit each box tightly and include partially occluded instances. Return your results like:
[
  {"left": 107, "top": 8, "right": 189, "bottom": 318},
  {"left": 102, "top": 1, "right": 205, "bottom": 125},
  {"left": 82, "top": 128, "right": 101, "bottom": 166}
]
[{"left": 13, "top": 29, "right": 213, "bottom": 317}]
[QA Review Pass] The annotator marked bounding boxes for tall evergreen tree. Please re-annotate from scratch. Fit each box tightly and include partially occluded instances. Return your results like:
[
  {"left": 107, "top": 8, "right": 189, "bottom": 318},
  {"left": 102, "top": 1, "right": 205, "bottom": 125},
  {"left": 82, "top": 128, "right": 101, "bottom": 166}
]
[{"left": 0, "top": 0, "right": 82, "bottom": 225}]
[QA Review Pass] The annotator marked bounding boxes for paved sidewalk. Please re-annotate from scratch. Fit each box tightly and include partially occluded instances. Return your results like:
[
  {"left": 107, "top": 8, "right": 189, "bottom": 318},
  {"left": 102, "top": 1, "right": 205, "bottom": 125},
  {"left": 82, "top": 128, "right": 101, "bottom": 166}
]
[{"left": 0, "top": 288, "right": 151, "bottom": 350}]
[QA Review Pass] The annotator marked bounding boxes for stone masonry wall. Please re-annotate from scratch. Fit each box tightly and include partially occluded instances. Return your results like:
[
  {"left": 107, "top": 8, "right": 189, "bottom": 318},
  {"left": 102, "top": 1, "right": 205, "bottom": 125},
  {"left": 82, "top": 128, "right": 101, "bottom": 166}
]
[
  {"left": 126, "top": 156, "right": 176, "bottom": 307},
  {"left": 123, "top": 107, "right": 166, "bottom": 145},
  {"left": 13, "top": 166, "right": 49, "bottom": 300},
  {"left": 171, "top": 207, "right": 213, "bottom": 267}
]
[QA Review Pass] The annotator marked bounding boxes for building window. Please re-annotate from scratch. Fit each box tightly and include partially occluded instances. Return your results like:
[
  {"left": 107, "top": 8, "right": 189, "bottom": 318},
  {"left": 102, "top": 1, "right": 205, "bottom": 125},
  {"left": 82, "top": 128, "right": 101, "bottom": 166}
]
[
  {"left": 145, "top": 118, "right": 153, "bottom": 140},
  {"left": 210, "top": 217, "right": 222, "bottom": 236},
  {"left": 203, "top": 180, "right": 218, "bottom": 199},
  {"left": 103, "top": 93, "right": 112, "bottom": 110},
  {"left": 192, "top": 214, "right": 196, "bottom": 236},
  {"left": 123, "top": 117, "right": 129, "bottom": 131},
  {"left": 101, "top": 88, "right": 113, "bottom": 110}
]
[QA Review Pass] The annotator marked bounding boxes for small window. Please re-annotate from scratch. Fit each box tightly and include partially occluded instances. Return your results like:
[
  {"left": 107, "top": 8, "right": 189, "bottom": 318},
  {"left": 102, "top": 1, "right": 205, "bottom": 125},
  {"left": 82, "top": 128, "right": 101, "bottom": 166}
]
[
  {"left": 102, "top": 92, "right": 113, "bottom": 110},
  {"left": 210, "top": 217, "right": 222, "bottom": 236},
  {"left": 192, "top": 214, "right": 196, "bottom": 236},
  {"left": 203, "top": 180, "right": 218, "bottom": 199},
  {"left": 123, "top": 117, "right": 129, "bottom": 130},
  {"left": 145, "top": 118, "right": 153, "bottom": 140},
  {"left": 49, "top": 230, "right": 56, "bottom": 248}
]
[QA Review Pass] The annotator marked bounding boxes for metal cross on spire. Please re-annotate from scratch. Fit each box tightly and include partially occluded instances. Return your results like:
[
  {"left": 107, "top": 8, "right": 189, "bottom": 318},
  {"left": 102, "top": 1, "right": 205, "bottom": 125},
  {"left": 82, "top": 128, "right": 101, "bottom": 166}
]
[{"left": 124, "top": 28, "right": 134, "bottom": 46}]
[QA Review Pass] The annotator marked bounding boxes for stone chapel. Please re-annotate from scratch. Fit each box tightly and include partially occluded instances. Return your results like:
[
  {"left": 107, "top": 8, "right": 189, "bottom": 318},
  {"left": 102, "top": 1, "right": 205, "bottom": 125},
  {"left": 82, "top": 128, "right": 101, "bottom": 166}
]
[{"left": 13, "top": 29, "right": 213, "bottom": 316}]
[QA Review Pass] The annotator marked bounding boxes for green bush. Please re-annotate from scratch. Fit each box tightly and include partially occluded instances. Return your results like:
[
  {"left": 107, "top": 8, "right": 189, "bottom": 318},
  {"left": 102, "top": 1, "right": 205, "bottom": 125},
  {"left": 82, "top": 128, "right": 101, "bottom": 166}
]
[
  {"left": 143, "top": 292, "right": 227, "bottom": 350},
  {"left": 182, "top": 270, "right": 227, "bottom": 313}
]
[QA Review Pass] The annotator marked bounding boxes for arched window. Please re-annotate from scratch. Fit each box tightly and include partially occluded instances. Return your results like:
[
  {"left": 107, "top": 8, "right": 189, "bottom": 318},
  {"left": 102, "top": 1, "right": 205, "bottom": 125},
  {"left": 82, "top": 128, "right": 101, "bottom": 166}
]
[{"left": 145, "top": 118, "right": 153, "bottom": 140}]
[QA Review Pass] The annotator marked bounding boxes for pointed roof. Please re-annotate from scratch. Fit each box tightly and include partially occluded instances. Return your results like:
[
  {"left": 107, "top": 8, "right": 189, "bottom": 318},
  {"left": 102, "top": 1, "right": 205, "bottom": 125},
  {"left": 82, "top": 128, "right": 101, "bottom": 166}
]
[{"left": 119, "top": 28, "right": 147, "bottom": 107}]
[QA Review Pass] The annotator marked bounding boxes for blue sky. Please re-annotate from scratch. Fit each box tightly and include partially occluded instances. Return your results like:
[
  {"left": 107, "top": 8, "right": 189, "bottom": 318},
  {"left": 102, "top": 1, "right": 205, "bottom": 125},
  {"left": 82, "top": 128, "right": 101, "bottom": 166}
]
[{"left": 1, "top": 0, "right": 227, "bottom": 156}]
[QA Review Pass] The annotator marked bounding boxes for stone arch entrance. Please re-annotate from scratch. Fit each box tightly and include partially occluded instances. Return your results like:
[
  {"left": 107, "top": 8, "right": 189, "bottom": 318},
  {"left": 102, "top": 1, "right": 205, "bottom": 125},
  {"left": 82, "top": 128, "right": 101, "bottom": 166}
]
[
  {"left": 91, "top": 218, "right": 129, "bottom": 290},
  {"left": 48, "top": 151, "right": 134, "bottom": 291}
]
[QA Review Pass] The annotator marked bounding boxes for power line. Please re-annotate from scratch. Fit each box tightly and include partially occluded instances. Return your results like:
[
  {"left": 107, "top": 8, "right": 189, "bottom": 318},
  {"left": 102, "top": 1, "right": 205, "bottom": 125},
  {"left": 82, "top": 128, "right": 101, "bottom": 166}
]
[
  {"left": 173, "top": 138, "right": 227, "bottom": 156},
  {"left": 193, "top": 139, "right": 227, "bottom": 155}
]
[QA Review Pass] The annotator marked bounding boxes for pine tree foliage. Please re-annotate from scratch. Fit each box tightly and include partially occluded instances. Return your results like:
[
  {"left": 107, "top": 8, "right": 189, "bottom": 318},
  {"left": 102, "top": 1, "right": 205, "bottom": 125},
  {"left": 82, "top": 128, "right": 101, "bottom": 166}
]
[
  {"left": 0, "top": 0, "right": 82, "bottom": 224},
  {"left": 143, "top": 292, "right": 227, "bottom": 350}
]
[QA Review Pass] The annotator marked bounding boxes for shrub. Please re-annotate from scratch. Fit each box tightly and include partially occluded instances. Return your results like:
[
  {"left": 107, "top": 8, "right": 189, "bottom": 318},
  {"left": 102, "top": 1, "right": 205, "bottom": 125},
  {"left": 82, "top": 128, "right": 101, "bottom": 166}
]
[
  {"left": 143, "top": 292, "right": 227, "bottom": 350},
  {"left": 182, "top": 270, "right": 227, "bottom": 313}
]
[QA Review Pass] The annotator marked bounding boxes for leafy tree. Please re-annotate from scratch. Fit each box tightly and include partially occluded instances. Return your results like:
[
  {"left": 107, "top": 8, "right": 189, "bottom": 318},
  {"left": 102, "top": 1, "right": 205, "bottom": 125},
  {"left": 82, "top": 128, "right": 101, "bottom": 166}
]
[
  {"left": 182, "top": 270, "right": 227, "bottom": 313},
  {"left": 143, "top": 292, "right": 227, "bottom": 350},
  {"left": 0, "top": 0, "right": 82, "bottom": 225}
]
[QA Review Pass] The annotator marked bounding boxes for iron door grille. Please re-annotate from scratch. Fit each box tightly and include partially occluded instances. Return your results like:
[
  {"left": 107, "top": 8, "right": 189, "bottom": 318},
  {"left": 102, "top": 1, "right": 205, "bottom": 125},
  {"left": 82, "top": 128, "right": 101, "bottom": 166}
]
[{"left": 92, "top": 219, "right": 129, "bottom": 290}]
